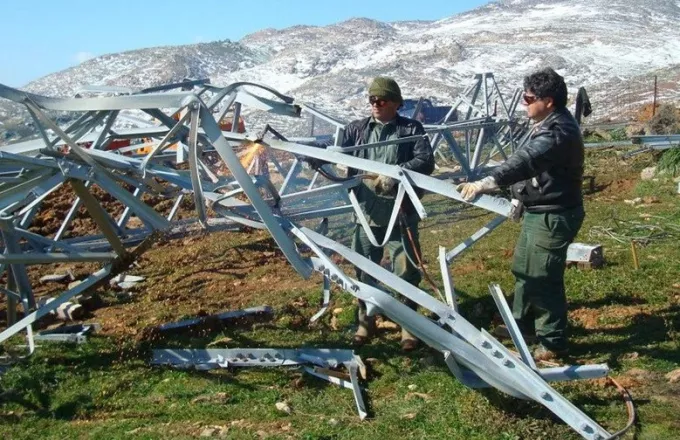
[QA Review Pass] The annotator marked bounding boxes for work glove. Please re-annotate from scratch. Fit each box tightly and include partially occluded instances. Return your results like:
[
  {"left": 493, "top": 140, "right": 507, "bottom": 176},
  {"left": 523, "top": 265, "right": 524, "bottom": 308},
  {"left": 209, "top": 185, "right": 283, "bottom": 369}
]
[
  {"left": 455, "top": 176, "right": 498, "bottom": 201},
  {"left": 375, "top": 174, "right": 398, "bottom": 195}
]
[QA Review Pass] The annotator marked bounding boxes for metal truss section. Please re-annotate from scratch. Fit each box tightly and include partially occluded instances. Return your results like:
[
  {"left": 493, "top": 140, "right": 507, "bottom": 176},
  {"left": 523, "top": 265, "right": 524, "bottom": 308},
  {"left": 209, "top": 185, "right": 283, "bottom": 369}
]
[
  {"left": 425, "top": 73, "right": 527, "bottom": 180},
  {"left": 152, "top": 348, "right": 367, "bottom": 419},
  {"left": 0, "top": 75, "right": 616, "bottom": 438}
]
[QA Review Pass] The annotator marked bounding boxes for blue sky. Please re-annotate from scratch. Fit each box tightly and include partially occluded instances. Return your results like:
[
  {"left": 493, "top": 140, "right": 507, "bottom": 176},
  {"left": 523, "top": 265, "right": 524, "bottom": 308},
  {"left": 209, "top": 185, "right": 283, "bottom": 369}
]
[{"left": 0, "top": 0, "right": 490, "bottom": 87}]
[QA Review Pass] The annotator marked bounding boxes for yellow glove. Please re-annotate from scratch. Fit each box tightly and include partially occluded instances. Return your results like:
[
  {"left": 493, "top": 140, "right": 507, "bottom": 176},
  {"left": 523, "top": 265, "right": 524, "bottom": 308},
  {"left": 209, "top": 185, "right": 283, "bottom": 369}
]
[{"left": 455, "top": 176, "right": 498, "bottom": 201}]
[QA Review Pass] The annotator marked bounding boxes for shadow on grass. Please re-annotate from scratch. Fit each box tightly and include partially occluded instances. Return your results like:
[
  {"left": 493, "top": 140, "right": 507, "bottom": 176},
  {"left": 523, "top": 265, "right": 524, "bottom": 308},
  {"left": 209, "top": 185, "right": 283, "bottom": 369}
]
[{"left": 570, "top": 304, "right": 680, "bottom": 368}]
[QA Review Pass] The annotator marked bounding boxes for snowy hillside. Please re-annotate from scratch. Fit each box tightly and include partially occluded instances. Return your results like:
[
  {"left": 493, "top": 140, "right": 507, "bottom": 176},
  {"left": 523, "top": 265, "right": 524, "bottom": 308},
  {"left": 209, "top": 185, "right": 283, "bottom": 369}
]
[{"left": 2, "top": 0, "right": 680, "bottom": 141}]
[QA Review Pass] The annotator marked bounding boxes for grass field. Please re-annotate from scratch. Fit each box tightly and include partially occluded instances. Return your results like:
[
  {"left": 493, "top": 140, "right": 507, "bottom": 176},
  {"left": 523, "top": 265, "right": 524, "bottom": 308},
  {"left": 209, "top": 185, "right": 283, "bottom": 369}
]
[{"left": 1, "top": 147, "right": 679, "bottom": 439}]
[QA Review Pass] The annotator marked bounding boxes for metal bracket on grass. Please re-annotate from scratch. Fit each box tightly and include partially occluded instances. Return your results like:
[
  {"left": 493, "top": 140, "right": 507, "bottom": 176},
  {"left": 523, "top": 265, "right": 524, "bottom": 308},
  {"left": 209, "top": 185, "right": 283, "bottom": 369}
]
[
  {"left": 34, "top": 323, "right": 100, "bottom": 344},
  {"left": 151, "top": 348, "right": 367, "bottom": 419}
]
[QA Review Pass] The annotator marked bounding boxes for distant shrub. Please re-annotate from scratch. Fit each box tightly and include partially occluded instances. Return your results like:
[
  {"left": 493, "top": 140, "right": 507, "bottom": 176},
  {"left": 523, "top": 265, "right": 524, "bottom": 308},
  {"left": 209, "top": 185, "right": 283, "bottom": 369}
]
[
  {"left": 647, "top": 104, "right": 680, "bottom": 135},
  {"left": 657, "top": 147, "right": 680, "bottom": 177}
]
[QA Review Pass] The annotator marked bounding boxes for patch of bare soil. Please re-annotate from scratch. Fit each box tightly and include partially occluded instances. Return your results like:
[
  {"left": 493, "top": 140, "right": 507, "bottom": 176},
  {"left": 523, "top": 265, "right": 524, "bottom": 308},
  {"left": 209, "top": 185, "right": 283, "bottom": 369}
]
[
  {"left": 28, "top": 181, "right": 198, "bottom": 238},
  {"left": 569, "top": 304, "right": 658, "bottom": 330},
  {"left": 88, "top": 229, "right": 319, "bottom": 339}
]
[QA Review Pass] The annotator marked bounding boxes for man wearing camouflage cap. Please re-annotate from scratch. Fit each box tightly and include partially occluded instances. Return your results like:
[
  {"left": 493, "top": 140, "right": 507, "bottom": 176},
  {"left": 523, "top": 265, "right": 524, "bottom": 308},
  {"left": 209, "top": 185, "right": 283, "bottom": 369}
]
[{"left": 340, "top": 77, "right": 435, "bottom": 351}]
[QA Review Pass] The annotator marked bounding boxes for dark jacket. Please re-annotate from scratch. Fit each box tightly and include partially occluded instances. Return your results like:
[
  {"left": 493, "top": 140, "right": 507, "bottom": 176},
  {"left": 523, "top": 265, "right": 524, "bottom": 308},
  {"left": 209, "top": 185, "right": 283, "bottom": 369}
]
[
  {"left": 337, "top": 114, "right": 434, "bottom": 223},
  {"left": 490, "top": 107, "right": 584, "bottom": 213},
  {"left": 342, "top": 115, "right": 435, "bottom": 177}
]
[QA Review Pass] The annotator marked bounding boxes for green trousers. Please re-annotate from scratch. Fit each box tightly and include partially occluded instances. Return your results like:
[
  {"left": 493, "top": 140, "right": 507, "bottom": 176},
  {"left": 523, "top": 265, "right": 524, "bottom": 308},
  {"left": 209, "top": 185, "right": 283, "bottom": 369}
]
[
  {"left": 352, "top": 221, "right": 422, "bottom": 288},
  {"left": 352, "top": 221, "right": 421, "bottom": 337},
  {"left": 511, "top": 205, "right": 585, "bottom": 351}
]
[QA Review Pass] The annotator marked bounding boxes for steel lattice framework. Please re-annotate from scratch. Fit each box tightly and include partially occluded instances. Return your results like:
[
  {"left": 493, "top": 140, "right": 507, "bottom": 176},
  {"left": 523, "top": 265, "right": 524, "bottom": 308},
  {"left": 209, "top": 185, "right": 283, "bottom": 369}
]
[{"left": 0, "top": 76, "right": 615, "bottom": 439}]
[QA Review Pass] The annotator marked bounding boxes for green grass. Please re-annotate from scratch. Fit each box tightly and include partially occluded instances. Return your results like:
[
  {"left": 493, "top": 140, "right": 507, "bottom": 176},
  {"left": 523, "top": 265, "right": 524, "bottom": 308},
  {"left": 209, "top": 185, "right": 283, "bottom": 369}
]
[{"left": 1, "top": 150, "right": 679, "bottom": 439}]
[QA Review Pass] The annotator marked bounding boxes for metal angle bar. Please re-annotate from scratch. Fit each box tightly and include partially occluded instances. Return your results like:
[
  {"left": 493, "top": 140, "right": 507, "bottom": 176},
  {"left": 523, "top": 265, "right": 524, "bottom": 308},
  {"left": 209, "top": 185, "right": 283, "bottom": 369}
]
[
  {"left": 493, "top": 80, "right": 512, "bottom": 119},
  {"left": 0, "top": 286, "right": 21, "bottom": 301},
  {"left": 302, "top": 366, "right": 353, "bottom": 390},
  {"left": 187, "top": 106, "right": 207, "bottom": 227},
  {"left": 477, "top": 331, "right": 611, "bottom": 439},
  {"left": 87, "top": 170, "right": 170, "bottom": 231},
  {"left": 24, "top": 104, "right": 54, "bottom": 148},
  {"left": 0, "top": 252, "right": 118, "bottom": 264},
  {"left": 5, "top": 271, "right": 18, "bottom": 326},
  {"left": 445, "top": 215, "right": 507, "bottom": 263},
  {"left": 310, "top": 273, "right": 331, "bottom": 323},
  {"left": 285, "top": 205, "right": 354, "bottom": 222},
  {"left": 198, "top": 105, "right": 312, "bottom": 278},
  {"left": 53, "top": 180, "right": 90, "bottom": 242},
  {"left": 440, "top": 131, "right": 472, "bottom": 177},
  {"left": 167, "top": 193, "right": 184, "bottom": 221},
  {"left": 0, "top": 220, "right": 36, "bottom": 310},
  {"left": 137, "top": 78, "right": 210, "bottom": 94},
  {"left": 279, "top": 159, "right": 302, "bottom": 195},
  {"left": 16, "top": 179, "right": 64, "bottom": 219},
  {"left": 300, "top": 103, "right": 347, "bottom": 128},
  {"left": 1, "top": 174, "right": 63, "bottom": 217},
  {"left": 234, "top": 90, "right": 300, "bottom": 117},
  {"left": 438, "top": 246, "right": 457, "bottom": 311},
  {"left": 12, "top": 227, "right": 81, "bottom": 253},
  {"left": 265, "top": 140, "right": 513, "bottom": 217},
  {"left": 204, "top": 81, "right": 294, "bottom": 110},
  {"left": 0, "top": 83, "right": 192, "bottom": 112},
  {"left": 157, "top": 306, "right": 274, "bottom": 332},
  {"left": 69, "top": 179, "right": 127, "bottom": 256},
  {"left": 347, "top": 362, "right": 369, "bottom": 420},
  {"left": 116, "top": 186, "right": 143, "bottom": 229},
  {"left": 348, "top": 184, "right": 406, "bottom": 247},
  {"left": 399, "top": 169, "right": 427, "bottom": 220},
  {"left": 0, "top": 266, "right": 111, "bottom": 344},
  {"left": 488, "top": 284, "right": 536, "bottom": 369},
  {"left": 464, "top": 79, "right": 483, "bottom": 120},
  {"left": 279, "top": 179, "right": 359, "bottom": 204},
  {"left": 139, "top": 107, "right": 191, "bottom": 170},
  {"left": 326, "top": 135, "right": 426, "bottom": 153},
  {"left": 469, "top": 127, "right": 486, "bottom": 172},
  {"left": 69, "top": 111, "right": 111, "bottom": 144},
  {"left": 92, "top": 111, "right": 120, "bottom": 150},
  {"left": 215, "top": 92, "right": 237, "bottom": 127}
]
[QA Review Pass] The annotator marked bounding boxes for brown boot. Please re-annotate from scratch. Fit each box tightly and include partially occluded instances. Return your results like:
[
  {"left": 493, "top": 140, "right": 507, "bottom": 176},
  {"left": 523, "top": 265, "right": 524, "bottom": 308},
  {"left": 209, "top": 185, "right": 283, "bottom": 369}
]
[
  {"left": 353, "top": 300, "right": 376, "bottom": 346},
  {"left": 533, "top": 344, "right": 569, "bottom": 362},
  {"left": 400, "top": 328, "right": 419, "bottom": 352},
  {"left": 493, "top": 324, "right": 537, "bottom": 344}
]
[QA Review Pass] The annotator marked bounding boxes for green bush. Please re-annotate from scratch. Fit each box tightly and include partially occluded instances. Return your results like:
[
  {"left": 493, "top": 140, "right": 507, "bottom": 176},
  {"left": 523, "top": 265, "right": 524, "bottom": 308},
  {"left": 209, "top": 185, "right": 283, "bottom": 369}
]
[{"left": 657, "top": 147, "right": 680, "bottom": 176}]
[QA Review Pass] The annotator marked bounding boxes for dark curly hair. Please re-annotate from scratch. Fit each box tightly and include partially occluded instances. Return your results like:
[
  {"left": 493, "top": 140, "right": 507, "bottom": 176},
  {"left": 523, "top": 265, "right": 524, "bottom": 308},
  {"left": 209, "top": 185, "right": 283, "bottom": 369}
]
[{"left": 523, "top": 68, "right": 568, "bottom": 109}]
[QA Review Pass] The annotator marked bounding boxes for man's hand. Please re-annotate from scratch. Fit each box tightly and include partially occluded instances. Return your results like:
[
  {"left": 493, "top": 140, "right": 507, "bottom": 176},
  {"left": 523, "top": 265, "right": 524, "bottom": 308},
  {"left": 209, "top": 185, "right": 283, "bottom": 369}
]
[
  {"left": 455, "top": 176, "right": 498, "bottom": 201},
  {"left": 375, "top": 174, "right": 398, "bottom": 195}
]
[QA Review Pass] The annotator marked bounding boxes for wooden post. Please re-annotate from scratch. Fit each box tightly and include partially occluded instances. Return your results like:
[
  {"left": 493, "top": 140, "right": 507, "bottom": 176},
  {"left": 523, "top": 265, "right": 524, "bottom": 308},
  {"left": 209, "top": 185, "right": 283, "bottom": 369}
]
[
  {"left": 630, "top": 240, "right": 640, "bottom": 270},
  {"left": 652, "top": 76, "right": 658, "bottom": 117}
]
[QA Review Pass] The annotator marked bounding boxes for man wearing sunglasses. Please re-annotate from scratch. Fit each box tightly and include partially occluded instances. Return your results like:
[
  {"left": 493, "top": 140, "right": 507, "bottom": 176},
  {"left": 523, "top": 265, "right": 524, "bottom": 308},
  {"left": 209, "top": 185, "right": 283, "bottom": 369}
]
[
  {"left": 456, "top": 68, "right": 585, "bottom": 361},
  {"left": 338, "top": 77, "right": 435, "bottom": 351}
]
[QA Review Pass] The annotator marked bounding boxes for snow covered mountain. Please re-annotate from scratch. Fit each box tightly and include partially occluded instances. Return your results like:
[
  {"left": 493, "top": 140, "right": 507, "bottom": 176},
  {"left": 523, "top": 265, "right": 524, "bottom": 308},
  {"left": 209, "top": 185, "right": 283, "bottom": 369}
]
[{"left": 2, "top": 0, "right": 680, "bottom": 141}]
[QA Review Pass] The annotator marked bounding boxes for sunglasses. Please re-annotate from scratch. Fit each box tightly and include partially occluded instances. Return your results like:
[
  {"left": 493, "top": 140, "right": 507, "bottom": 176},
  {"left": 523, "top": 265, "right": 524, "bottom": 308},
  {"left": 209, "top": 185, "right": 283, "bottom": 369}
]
[
  {"left": 369, "top": 96, "right": 387, "bottom": 107},
  {"left": 523, "top": 94, "right": 541, "bottom": 105}
]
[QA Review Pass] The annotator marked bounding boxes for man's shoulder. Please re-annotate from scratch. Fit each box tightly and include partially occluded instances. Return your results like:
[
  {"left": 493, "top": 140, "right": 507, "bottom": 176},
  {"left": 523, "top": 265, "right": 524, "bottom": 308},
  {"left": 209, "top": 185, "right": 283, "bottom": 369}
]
[
  {"left": 347, "top": 116, "right": 372, "bottom": 129},
  {"left": 395, "top": 114, "right": 422, "bottom": 127}
]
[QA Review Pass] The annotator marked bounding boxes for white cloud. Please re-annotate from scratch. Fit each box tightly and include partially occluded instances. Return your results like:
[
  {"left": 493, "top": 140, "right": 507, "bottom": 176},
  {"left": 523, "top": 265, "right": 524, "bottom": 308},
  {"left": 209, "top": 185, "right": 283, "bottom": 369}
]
[
  {"left": 193, "top": 36, "right": 205, "bottom": 43},
  {"left": 74, "top": 51, "right": 94, "bottom": 64}
]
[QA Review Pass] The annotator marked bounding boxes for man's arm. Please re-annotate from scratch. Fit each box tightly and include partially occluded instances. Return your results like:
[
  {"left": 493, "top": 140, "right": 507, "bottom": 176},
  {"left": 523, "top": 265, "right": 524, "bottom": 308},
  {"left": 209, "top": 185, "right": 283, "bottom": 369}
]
[
  {"left": 399, "top": 122, "right": 435, "bottom": 176},
  {"left": 490, "top": 128, "right": 562, "bottom": 186}
]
